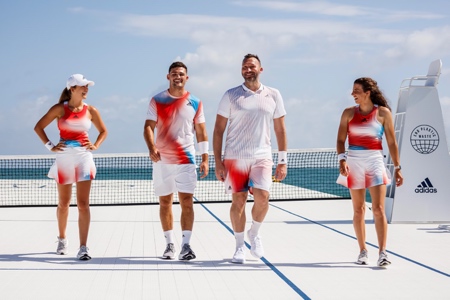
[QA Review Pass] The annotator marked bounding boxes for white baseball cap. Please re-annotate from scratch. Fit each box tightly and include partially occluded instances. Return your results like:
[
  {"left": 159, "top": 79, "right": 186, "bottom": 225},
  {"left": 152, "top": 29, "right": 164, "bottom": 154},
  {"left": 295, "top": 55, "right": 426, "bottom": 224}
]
[{"left": 66, "top": 74, "right": 95, "bottom": 90}]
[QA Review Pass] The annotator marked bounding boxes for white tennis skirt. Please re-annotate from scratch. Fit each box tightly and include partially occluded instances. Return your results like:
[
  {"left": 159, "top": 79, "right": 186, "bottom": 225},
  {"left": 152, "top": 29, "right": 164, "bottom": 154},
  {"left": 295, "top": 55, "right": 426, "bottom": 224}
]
[
  {"left": 336, "top": 150, "right": 391, "bottom": 189},
  {"left": 48, "top": 147, "right": 96, "bottom": 185}
]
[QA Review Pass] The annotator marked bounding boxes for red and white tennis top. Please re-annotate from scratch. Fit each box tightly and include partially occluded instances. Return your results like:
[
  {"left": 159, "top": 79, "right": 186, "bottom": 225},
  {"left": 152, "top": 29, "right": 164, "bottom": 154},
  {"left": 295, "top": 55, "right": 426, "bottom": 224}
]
[
  {"left": 348, "top": 105, "right": 384, "bottom": 151},
  {"left": 146, "top": 90, "right": 205, "bottom": 164},
  {"left": 58, "top": 103, "right": 91, "bottom": 147}
]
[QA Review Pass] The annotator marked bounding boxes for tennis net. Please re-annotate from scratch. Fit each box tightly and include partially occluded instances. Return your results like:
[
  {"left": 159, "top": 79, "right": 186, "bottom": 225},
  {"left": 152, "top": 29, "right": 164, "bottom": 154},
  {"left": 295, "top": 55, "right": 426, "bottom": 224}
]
[{"left": 0, "top": 149, "right": 349, "bottom": 206}]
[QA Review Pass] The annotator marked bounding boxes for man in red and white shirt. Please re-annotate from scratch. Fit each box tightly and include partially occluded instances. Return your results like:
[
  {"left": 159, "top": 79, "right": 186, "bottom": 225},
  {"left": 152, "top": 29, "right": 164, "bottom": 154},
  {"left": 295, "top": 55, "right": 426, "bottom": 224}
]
[
  {"left": 213, "top": 54, "right": 288, "bottom": 264},
  {"left": 144, "top": 62, "right": 209, "bottom": 261}
]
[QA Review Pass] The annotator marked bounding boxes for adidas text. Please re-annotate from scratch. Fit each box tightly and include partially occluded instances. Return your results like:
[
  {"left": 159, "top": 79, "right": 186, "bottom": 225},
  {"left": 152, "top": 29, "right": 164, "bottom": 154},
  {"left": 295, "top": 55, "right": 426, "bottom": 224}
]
[{"left": 415, "top": 187, "right": 437, "bottom": 193}]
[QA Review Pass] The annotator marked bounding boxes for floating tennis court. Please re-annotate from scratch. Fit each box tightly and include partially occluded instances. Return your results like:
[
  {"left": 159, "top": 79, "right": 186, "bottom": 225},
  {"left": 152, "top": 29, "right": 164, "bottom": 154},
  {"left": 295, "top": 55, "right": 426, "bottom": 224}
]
[{"left": 0, "top": 150, "right": 449, "bottom": 299}]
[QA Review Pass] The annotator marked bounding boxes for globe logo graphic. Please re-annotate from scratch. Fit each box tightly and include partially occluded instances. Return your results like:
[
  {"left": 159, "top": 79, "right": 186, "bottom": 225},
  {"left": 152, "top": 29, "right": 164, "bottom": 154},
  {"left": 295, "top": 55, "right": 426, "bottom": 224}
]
[{"left": 410, "top": 125, "right": 439, "bottom": 154}]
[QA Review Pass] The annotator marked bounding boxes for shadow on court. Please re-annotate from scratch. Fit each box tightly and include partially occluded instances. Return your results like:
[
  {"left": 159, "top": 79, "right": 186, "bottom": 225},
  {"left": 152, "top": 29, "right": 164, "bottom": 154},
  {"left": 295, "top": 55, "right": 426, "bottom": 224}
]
[{"left": 0, "top": 252, "right": 380, "bottom": 271}]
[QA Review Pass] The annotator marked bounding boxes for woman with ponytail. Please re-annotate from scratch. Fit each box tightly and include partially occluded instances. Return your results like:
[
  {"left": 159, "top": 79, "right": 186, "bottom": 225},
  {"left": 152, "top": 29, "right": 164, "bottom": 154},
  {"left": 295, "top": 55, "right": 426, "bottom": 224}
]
[
  {"left": 34, "top": 74, "right": 107, "bottom": 260},
  {"left": 336, "top": 77, "right": 403, "bottom": 267}
]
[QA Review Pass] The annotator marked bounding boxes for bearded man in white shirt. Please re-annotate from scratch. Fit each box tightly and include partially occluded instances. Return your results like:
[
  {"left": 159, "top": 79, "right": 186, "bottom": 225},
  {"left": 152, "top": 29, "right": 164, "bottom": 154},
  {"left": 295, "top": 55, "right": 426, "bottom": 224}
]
[{"left": 213, "top": 54, "right": 288, "bottom": 264}]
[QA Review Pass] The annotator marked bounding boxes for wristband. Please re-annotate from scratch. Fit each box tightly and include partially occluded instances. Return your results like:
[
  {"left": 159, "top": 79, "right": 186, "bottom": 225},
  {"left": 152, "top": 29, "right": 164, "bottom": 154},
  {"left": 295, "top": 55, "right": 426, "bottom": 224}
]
[
  {"left": 338, "top": 153, "right": 347, "bottom": 162},
  {"left": 45, "top": 141, "right": 55, "bottom": 151},
  {"left": 278, "top": 151, "right": 287, "bottom": 164},
  {"left": 197, "top": 141, "right": 209, "bottom": 155}
]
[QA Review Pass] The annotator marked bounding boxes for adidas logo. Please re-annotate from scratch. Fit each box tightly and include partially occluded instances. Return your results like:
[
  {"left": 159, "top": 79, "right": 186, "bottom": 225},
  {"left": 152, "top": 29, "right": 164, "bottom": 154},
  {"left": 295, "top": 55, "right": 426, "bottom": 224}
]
[
  {"left": 228, "top": 186, "right": 232, "bottom": 190},
  {"left": 186, "top": 100, "right": 193, "bottom": 106},
  {"left": 415, "top": 177, "right": 437, "bottom": 193}
]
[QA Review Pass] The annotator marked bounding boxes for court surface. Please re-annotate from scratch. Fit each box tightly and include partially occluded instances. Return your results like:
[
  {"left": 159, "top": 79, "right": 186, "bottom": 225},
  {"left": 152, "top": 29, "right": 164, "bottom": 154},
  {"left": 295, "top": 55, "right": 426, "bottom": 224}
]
[{"left": 0, "top": 199, "right": 449, "bottom": 299}]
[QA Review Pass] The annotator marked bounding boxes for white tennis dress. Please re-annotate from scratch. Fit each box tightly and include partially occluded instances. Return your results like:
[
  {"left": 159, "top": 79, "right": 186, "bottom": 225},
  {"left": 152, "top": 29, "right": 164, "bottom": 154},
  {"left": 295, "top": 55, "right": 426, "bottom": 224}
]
[{"left": 48, "top": 103, "right": 96, "bottom": 184}]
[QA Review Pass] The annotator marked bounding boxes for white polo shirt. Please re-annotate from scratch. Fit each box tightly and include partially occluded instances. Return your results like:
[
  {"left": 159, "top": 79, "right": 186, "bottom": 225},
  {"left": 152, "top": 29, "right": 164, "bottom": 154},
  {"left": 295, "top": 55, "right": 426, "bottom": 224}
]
[{"left": 217, "top": 83, "right": 286, "bottom": 160}]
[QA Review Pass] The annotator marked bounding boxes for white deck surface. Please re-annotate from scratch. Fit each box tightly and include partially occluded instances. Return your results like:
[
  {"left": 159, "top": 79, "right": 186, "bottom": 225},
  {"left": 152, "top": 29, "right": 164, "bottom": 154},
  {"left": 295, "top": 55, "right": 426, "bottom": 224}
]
[{"left": 0, "top": 200, "right": 449, "bottom": 299}]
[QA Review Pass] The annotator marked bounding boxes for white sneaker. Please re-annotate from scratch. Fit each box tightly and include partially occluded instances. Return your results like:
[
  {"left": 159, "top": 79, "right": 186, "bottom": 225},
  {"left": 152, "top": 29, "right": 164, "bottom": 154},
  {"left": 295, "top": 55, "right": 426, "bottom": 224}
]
[
  {"left": 77, "top": 245, "right": 91, "bottom": 260},
  {"left": 178, "top": 243, "right": 196, "bottom": 261},
  {"left": 162, "top": 243, "right": 175, "bottom": 259},
  {"left": 56, "top": 237, "right": 68, "bottom": 255},
  {"left": 377, "top": 250, "right": 391, "bottom": 267},
  {"left": 247, "top": 230, "right": 264, "bottom": 258},
  {"left": 232, "top": 247, "right": 246, "bottom": 264},
  {"left": 356, "top": 249, "right": 368, "bottom": 265}
]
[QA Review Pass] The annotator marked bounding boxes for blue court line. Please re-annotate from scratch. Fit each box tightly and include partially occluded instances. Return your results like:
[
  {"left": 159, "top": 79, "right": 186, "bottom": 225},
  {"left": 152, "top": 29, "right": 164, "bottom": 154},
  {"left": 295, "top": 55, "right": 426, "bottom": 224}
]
[
  {"left": 195, "top": 198, "right": 311, "bottom": 300},
  {"left": 270, "top": 203, "right": 450, "bottom": 278}
]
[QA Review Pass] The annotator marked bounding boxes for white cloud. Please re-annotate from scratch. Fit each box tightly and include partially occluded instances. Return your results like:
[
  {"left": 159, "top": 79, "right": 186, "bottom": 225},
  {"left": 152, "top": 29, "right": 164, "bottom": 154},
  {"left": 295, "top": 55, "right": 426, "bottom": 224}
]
[
  {"left": 107, "top": 11, "right": 410, "bottom": 72},
  {"left": 384, "top": 26, "right": 450, "bottom": 60},
  {"left": 73, "top": 8, "right": 450, "bottom": 68},
  {"left": 67, "top": 7, "right": 85, "bottom": 13},
  {"left": 233, "top": 0, "right": 371, "bottom": 17},
  {"left": 232, "top": 1, "right": 444, "bottom": 20},
  {"left": 116, "top": 13, "right": 399, "bottom": 44},
  {"left": 0, "top": 93, "right": 59, "bottom": 155},
  {"left": 282, "top": 95, "right": 343, "bottom": 149}
]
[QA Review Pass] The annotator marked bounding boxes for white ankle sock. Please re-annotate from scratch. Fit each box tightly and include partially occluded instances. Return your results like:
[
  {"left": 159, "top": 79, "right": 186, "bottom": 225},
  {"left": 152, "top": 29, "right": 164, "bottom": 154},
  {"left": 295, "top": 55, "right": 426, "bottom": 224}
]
[
  {"left": 249, "top": 220, "right": 262, "bottom": 236},
  {"left": 182, "top": 230, "right": 192, "bottom": 246},
  {"left": 164, "top": 230, "right": 174, "bottom": 244},
  {"left": 234, "top": 232, "right": 245, "bottom": 248}
]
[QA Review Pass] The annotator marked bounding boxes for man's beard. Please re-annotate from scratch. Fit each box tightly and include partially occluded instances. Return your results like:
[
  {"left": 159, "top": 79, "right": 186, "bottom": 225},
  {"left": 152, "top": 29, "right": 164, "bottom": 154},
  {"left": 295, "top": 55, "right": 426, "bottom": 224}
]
[{"left": 244, "top": 74, "right": 257, "bottom": 82}]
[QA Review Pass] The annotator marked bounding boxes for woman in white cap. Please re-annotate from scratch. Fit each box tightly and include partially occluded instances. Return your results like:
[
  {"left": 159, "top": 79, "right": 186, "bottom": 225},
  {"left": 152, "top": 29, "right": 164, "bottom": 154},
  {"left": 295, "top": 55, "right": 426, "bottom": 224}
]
[{"left": 34, "top": 74, "right": 107, "bottom": 260}]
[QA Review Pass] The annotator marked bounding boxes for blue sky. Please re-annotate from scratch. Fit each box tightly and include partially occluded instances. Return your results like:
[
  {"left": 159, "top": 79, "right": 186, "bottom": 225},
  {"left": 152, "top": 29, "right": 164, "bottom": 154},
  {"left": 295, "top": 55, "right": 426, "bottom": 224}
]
[{"left": 1, "top": 0, "right": 450, "bottom": 155}]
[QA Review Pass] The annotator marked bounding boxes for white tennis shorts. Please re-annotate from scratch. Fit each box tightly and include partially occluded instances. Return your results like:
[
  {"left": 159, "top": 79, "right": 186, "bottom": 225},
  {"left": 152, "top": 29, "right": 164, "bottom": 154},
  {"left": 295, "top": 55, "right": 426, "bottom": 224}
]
[
  {"left": 152, "top": 163, "right": 197, "bottom": 196},
  {"left": 48, "top": 147, "right": 96, "bottom": 185},
  {"left": 337, "top": 150, "right": 391, "bottom": 189},
  {"left": 223, "top": 159, "right": 273, "bottom": 194}
]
